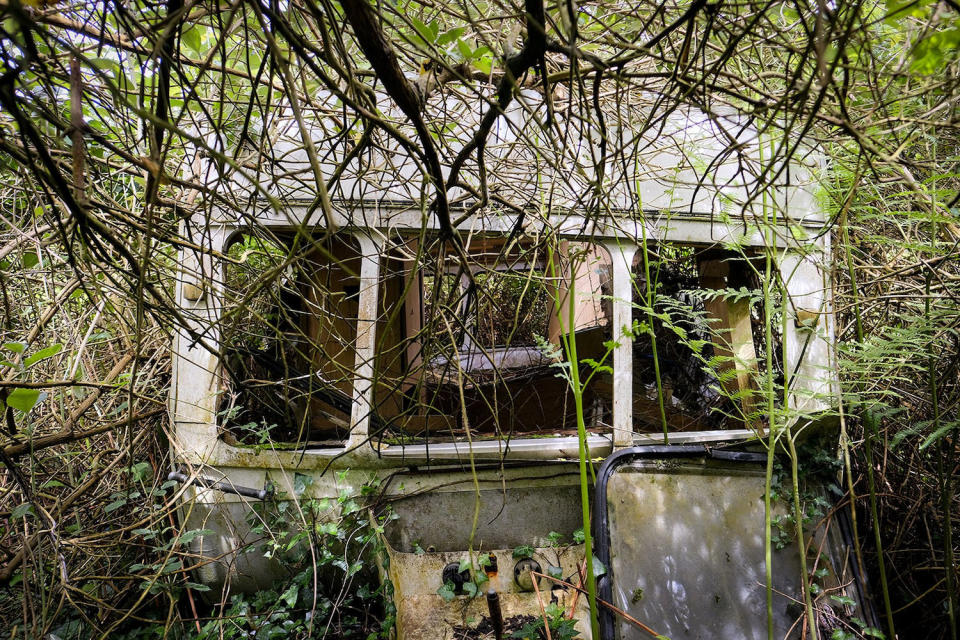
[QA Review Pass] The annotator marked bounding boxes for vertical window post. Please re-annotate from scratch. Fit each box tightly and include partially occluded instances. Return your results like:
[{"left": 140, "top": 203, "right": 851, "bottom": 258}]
[
  {"left": 607, "top": 243, "right": 638, "bottom": 449},
  {"left": 348, "top": 233, "right": 384, "bottom": 450}
]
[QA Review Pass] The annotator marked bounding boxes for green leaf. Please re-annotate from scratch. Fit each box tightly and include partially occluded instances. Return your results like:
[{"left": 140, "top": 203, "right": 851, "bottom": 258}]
[
  {"left": 23, "top": 343, "right": 63, "bottom": 367},
  {"left": 4, "top": 388, "right": 45, "bottom": 412},
  {"left": 463, "top": 581, "right": 478, "bottom": 598},
  {"left": 182, "top": 25, "right": 203, "bottom": 54},
  {"left": 21, "top": 252, "right": 38, "bottom": 268},
  {"left": 293, "top": 472, "right": 313, "bottom": 497},
  {"left": 920, "top": 419, "right": 960, "bottom": 450},
  {"left": 178, "top": 528, "right": 215, "bottom": 545},
  {"left": 473, "top": 55, "right": 492, "bottom": 75},
  {"left": 90, "top": 57, "right": 118, "bottom": 71},
  {"left": 3, "top": 342, "right": 26, "bottom": 354},
  {"left": 911, "top": 27, "right": 960, "bottom": 74},
  {"left": 411, "top": 17, "right": 435, "bottom": 44},
  {"left": 11, "top": 502, "right": 33, "bottom": 519},
  {"left": 456, "top": 38, "right": 472, "bottom": 60},
  {"left": 128, "top": 461, "right": 152, "bottom": 482},
  {"left": 436, "top": 27, "right": 464, "bottom": 46},
  {"left": 830, "top": 594, "right": 856, "bottom": 607},
  {"left": 281, "top": 583, "right": 299, "bottom": 608},
  {"left": 512, "top": 545, "right": 534, "bottom": 559},
  {"left": 437, "top": 581, "right": 456, "bottom": 602},
  {"left": 161, "top": 559, "right": 182, "bottom": 574},
  {"left": 186, "top": 582, "right": 211, "bottom": 592}
]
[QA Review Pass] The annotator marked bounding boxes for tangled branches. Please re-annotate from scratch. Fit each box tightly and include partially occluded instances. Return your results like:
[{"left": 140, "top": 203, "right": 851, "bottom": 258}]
[{"left": 0, "top": 0, "right": 958, "bottom": 637}]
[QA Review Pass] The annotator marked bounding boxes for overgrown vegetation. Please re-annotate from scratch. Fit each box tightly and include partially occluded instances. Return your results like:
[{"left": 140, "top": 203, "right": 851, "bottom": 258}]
[{"left": 0, "top": 0, "right": 958, "bottom": 638}]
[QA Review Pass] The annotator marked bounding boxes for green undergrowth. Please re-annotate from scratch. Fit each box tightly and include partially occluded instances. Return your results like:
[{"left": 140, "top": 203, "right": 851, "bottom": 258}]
[{"left": 19, "top": 477, "right": 396, "bottom": 640}]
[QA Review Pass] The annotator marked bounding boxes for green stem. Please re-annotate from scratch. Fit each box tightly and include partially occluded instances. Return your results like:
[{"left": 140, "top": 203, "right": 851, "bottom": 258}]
[
  {"left": 761, "top": 131, "right": 778, "bottom": 640},
  {"left": 788, "top": 435, "right": 818, "bottom": 639},
  {"left": 637, "top": 222, "right": 669, "bottom": 443},
  {"left": 557, "top": 246, "right": 599, "bottom": 639}
]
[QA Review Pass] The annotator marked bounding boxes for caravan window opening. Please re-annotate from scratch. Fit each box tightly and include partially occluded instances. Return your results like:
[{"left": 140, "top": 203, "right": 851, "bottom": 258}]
[
  {"left": 193, "top": 223, "right": 816, "bottom": 460},
  {"left": 214, "top": 233, "right": 617, "bottom": 448},
  {"left": 383, "top": 238, "right": 614, "bottom": 444},
  {"left": 626, "top": 243, "right": 782, "bottom": 434},
  {"left": 218, "top": 232, "right": 364, "bottom": 447}
]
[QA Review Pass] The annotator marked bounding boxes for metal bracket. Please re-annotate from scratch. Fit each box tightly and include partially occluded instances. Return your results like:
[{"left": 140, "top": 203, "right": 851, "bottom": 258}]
[{"left": 167, "top": 470, "right": 271, "bottom": 500}]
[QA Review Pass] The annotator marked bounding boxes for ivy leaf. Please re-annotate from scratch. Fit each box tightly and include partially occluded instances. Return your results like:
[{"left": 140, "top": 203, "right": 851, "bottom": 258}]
[
  {"left": 512, "top": 545, "right": 534, "bottom": 559},
  {"left": 179, "top": 528, "right": 215, "bottom": 545},
  {"left": 437, "top": 581, "right": 456, "bottom": 602},
  {"left": 830, "top": 594, "right": 857, "bottom": 607},
  {"left": 281, "top": 583, "right": 299, "bottom": 608},
  {"left": 293, "top": 472, "right": 313, "bottom": 497}
]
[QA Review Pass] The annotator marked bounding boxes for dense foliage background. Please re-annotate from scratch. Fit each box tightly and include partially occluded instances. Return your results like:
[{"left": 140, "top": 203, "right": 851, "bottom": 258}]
[{"left": 0, "top": 0, "right": 958, "bottom": 638}]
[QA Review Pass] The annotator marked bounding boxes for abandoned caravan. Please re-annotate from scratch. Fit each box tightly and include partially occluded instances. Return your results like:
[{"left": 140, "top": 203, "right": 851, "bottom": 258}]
[{"left": 168, "top": 89, "right": 869, "bottom": 639}]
